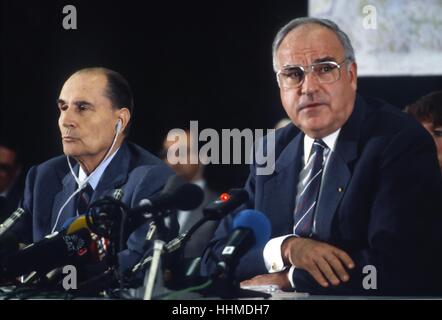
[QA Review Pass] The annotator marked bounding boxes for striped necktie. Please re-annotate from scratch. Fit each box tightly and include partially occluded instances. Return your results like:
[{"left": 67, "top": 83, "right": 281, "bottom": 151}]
[{"left": 293, "top": 139, "right": 328, "bottom": 237}]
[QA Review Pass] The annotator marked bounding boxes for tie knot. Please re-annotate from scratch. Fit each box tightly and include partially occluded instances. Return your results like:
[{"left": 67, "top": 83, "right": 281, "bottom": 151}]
[
  {"left": 308, "top": 139, "right": 328, "bottom": 161},
  {"left": 77, "top": 183, "right": 94, "bottom": 215},
  {"left": 81, "top": 182, "right": 94, "bottom": 196},
  {"left": 313, "top": 139, "right": 327, "bottom": 151}
]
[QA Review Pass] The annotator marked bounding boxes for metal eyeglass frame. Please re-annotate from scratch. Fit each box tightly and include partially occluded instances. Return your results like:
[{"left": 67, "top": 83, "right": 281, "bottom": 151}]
[{"left": 276, "top": 57, "right": 350, "bottom": 89}]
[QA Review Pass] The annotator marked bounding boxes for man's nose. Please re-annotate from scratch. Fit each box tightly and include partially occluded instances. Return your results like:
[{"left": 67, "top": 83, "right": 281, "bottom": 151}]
[
  {"left": 60, "top": 106, "right": 77, "bottom": 129},
  {"left": 300, "top": 70, "right": 320, "bottom": 95}
]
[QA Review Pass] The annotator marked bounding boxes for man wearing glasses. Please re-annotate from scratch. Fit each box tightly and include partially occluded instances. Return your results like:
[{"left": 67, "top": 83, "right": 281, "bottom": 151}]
[{"left": 203, "top": 17, "right": 442, "bottom": 295}]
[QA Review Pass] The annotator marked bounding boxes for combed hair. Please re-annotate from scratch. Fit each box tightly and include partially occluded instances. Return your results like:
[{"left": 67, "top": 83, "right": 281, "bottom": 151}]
[
  {"left": 272, "top": 17, "right": 356, "bottom": 71},
  {"left": 75, "top": 67, "right": 134, "bottom": 134}
]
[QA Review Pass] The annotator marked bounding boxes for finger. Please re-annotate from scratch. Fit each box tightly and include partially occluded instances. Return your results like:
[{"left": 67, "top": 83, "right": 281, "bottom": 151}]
[
  {"left": 241, "top": 278, "right": 261, "bottom": 287},
  {"left": 324, "top": 254, "right": 350, "bottom": 282},
  {"left": 333, "top": 249, "right": 355, "bottom": 269},
  {"left": 315, "top": 257, "right": 340, "bottom": 286},
  {"left": 307, "top": 262, "right": 329, "bottom": 288},
  {"left": 241, "top": 275, "right": 271, "bottom": 286}
]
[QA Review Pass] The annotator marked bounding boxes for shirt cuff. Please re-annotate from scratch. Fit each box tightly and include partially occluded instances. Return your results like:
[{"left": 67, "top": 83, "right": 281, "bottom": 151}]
[
  {"left": 263, "top": 235, "right": 295, "bottom": 273},
  {"left": 288, "top": 266, "right": 296, "bottom": 288}
]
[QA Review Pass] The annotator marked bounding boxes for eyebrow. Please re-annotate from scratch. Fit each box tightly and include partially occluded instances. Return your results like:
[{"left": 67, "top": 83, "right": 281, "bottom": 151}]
[
  {"left": 282, "top": 56, "right": 338, "bottom": 69},
  {"left": 313, "top": 56, "right": 337, "bottom": 63},
  {"left": 56, "top": 99, "right": 93, "bottom": 108}
]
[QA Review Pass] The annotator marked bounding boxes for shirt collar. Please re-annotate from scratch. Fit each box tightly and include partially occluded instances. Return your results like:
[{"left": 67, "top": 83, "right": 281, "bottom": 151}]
[
  {"left": 303, "top": 129, "right": 341, "bottom": 165},
  {"left": 77, "top": 147, "right": 120, "bottom": 190}
]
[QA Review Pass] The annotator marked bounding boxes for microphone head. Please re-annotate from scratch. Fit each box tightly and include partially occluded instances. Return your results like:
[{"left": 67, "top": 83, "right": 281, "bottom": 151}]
[
  {"left": 172, "top": 183, "right": 204, "bottom": 211},
  {"left": 232, "top": 209, "right": 271, "bottom": 248},
  {"left": 226, "top": 189, "right": 249, "bottom": 202},
  {"left": 61, "top": 216, "right": 77, "bottom": 230},
  {"left": 136, "top": 176, "right": 204, "bottom": 215},
  {"left": 163, "top": 175, "right": 187, "bottom": 194},
  {"left": 203, "top": 188, "right": 249, "bottom": 220},
  {"left": 63, "top": 215, "right": 91, "bottom": 235}
]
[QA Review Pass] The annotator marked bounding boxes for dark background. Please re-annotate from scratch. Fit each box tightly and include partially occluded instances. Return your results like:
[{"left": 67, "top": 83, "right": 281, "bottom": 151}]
[{"left": 1, "top": 0, "right": 441, "bottom": 191}]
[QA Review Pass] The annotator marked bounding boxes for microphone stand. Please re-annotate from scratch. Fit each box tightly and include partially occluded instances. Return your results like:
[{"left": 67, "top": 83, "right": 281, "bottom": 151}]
[
  {"left": 135, "top": 211, "right": 174, "bottom": 300},
  {"left": 143, "top": 239, "right": 165, "bottom": 300}
]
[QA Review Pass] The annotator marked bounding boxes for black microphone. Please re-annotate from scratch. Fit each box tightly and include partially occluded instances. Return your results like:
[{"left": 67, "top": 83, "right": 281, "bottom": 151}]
[
  {"left": 203, "top": 189, "right": 248, "bottom": 220},
  {"left": 130, "top": 177, "right": 204, "bottom": 218},
  {"left": 62, "top": 177, "right": 203, "bottom": 246},
  {"left": 84, "top": 188, "right": 126, "bottom": 239},
  {"left": 0, "top": 228, "right": 92, "bottom": 279},
  {"left": 164, "top": 188, "right": 249, "bottom": 254}
]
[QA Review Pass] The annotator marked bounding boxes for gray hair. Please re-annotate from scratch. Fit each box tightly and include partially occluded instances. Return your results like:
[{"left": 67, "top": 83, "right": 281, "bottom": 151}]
[{"left": 272, "top": 17, "right": 356, "bottom": 71}]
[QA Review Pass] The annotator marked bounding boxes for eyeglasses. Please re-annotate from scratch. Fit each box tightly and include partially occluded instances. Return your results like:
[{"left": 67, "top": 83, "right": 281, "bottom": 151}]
[{"left": 276, "top": 58, "right": 349, "bottom": 89}]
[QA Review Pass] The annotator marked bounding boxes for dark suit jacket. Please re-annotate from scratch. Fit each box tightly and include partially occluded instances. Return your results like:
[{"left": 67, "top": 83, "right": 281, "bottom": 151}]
[
  {"left": 14, "top": 141, "right": 175, "bottom": 272},
  {"left": 202, "top": 95, "right": 442, "bottom": 295}
]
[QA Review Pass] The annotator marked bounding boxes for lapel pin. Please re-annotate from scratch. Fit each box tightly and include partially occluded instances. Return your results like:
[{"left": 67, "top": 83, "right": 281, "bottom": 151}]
[{"left": 338, "top": 187, "right": 344, "bottom": 192}]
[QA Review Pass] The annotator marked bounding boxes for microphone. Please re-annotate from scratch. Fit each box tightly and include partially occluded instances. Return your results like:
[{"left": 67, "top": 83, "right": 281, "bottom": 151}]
[
  {"left": 203, "top": 189, "right": 248, "bottom": 220},
  {"left": 60, "top": 188, "right": 125, "bottom": 239},
  {"left": 0, "top": 207, "right": 27, "bottom": 238},
  {"left": 64, "top": 179, "right": 203, "bottom": 240},
  {"left": 0, "top": 208, "right": 27, "bottom": 257},
  {"left": 131, "top": 178, "right": 204, "bottom": 219},
  {"left": 64, "top": 215, "right": 90, "bottom": 235},
  {"left": 0, "top": 228, "right": 93, "bottom": 279},
  {"left": 213, "top": 209, "right": 271, "bottom": 278},
  {"left": 164, "top": 188, "right": 249, "bottom": 254}
]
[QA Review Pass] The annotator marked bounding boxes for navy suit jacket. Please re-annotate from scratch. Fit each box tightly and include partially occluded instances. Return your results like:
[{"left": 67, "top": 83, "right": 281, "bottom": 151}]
[
  {"left": 202, "top": 95, "right": 442, "bottom": 295},
  {"left": 14, "top": 141, "right": 175, "bottom": 272}
]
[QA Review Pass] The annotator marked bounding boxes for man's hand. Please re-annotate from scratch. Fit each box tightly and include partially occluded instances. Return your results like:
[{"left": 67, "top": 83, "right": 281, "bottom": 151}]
[
  {"left": 282, "top": 237, "right": 354, "bottom": 288},
  {"left": 240, "top": 270, "right": 292, "bottom": 291}
]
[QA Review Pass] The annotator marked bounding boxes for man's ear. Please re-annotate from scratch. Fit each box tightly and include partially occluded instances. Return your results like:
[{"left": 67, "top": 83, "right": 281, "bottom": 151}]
[
  {"left": 349, "top": 62, "right": 358, "bottom": 91},
  {"left": 116, "top": 108, "right": 131, "bottom": 133}
]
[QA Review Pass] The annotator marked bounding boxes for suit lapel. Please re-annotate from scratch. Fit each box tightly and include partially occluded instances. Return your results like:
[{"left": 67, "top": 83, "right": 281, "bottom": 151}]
[
  {"left": 314, "top": 95, "right": 366, "bottom": 240},
  {"left": 51, "top": 163, "right": 78, "bottom": 232},
  {"left": 92, "top": 142, "right": 130, "bottom": 202},
  {"left": 261, "top": 132, "right": 304, "bottom": 235},
  {"left": 314, "top": 150, "right": 351, "bottom": 240}
]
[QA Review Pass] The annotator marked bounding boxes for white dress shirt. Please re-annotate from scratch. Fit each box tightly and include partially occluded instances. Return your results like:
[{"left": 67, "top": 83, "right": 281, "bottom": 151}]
[
  {"left": 77, "top": 147, "right": 120, "bottom": 191},
  {"left": 262, "top": 129, "right": 340, "bottom": 287}
]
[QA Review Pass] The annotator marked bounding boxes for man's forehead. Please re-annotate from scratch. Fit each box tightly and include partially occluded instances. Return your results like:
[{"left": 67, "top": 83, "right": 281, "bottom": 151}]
[
  {"left": 59, "top": 71, "right": 108, "bottom": 99},
  {"left": 277, "top": 25, "right": 344, "bottom": 65}
]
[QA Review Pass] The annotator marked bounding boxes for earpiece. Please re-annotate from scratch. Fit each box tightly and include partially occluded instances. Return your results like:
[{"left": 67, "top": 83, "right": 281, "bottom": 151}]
[{"left": 115, "top": 119, "right": 122, "bottom": 134}]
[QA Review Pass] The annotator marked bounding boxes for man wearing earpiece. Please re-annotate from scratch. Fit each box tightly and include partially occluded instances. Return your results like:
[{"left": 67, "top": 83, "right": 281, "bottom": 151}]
[{"left": 12, "top": 67, "right": 175, "bottom": 275}]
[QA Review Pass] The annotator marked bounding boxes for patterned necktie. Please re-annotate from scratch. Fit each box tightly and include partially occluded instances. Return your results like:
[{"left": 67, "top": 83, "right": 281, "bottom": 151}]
[
  {"left": 293, "top": 139, "right": 328, "bottom": 237},
  {"left": 76, "top": 183, "right": 94, "bottom": 216}
]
